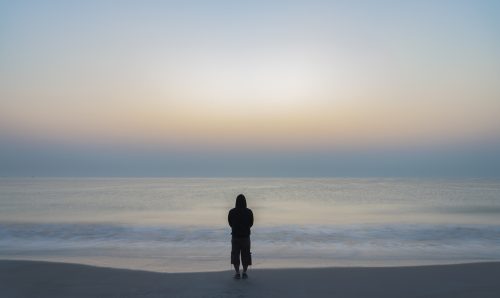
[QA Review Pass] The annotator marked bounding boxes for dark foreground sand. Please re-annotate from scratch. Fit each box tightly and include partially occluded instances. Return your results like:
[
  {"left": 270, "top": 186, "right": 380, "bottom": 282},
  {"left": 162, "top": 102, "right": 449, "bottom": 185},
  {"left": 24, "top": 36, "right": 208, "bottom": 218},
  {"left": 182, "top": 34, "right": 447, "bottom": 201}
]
[{"left": 1, "top": 260, "right": 499, "bottom": 298}]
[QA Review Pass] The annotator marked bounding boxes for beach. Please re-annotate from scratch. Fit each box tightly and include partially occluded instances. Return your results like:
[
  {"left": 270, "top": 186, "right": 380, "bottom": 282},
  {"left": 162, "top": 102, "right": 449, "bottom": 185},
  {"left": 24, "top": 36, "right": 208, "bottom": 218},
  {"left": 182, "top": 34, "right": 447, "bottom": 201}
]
[
  {"left": 2, "top": 0, "right": 499, "bottom": 296},
  {"left": 1, "top": 260, "right": 499, "bottom": 297},
  {"left": 2, "top": 178, "right": 500, "bottom": 297}
]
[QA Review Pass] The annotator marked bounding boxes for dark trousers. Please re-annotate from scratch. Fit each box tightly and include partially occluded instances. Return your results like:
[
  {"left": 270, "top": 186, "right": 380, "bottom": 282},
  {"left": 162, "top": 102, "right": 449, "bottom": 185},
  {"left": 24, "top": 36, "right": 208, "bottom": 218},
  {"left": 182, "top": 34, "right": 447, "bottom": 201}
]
[{"left": 231, "top": 237, "right": 251, "bottom": 267}]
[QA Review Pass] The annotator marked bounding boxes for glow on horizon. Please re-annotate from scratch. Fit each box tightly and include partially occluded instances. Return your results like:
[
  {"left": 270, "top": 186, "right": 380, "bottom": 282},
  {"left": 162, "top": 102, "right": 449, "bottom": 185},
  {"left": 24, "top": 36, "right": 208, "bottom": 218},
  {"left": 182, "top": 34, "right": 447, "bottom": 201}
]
[{"left": 1, "top": 0, "right": 500, "bottom": 152}]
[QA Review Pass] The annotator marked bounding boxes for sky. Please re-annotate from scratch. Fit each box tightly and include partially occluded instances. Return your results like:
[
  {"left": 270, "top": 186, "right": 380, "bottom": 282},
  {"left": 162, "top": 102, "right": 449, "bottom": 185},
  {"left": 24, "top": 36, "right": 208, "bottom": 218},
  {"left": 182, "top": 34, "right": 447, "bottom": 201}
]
[{"left": 1, "top": 0, "right": 499, "bottom": 177}]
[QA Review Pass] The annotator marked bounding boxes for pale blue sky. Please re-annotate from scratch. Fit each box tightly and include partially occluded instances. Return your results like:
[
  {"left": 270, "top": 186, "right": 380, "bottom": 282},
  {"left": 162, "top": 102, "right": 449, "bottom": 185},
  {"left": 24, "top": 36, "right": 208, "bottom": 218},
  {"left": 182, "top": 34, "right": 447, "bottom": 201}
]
[{"left": 1, "top": 0, "right": 499, "bottom": 176}]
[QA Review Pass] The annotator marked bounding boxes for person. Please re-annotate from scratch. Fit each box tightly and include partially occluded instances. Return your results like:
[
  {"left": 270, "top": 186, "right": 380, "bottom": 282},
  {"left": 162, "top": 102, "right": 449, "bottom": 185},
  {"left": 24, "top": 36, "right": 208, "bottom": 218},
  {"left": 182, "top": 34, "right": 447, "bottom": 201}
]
[{"left": 228, "top": 194, "right": 254, "bottom": 279}]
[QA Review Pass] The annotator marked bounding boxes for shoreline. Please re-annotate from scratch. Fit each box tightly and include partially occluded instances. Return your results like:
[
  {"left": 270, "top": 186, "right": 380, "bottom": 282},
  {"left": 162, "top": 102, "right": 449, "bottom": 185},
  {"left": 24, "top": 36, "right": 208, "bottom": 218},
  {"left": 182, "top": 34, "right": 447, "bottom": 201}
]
[{"left": 1, "top": 260, "right": 499, "bottom": 297}]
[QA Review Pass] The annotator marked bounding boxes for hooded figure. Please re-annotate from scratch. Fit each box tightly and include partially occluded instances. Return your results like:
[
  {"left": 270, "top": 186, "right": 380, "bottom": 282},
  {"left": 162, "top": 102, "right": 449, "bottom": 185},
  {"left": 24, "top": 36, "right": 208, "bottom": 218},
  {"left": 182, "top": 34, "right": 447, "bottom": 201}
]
[
  {"left": 228, "top": 194, "right": 253, "bottom": 279},
  {"left": 228, "top": 195, "right": 253, "bottom": 237}
]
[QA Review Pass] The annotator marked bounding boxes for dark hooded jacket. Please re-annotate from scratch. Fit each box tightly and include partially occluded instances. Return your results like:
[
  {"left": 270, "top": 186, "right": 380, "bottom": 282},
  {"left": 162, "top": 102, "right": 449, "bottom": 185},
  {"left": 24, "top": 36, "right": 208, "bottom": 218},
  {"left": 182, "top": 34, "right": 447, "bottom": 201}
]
[{"left": 228, "top": 195, "right": 254, "bottom": 238}]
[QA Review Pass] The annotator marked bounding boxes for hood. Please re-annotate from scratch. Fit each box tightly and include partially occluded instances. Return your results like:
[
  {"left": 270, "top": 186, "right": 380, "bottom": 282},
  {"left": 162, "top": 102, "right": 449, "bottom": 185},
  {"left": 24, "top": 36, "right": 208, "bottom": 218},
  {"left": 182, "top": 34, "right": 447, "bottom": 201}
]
[{"left": 235, "top": 194, "right": 247, "bottom": 208}]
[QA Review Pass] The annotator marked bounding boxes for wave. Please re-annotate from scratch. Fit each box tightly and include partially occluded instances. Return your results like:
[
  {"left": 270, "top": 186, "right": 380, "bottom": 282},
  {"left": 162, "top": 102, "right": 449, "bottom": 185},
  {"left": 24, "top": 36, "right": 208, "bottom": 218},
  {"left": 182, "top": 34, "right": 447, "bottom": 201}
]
[
  {"left": 1, "top": 222, "right": 499, "bottom": 248},
  {"left": 2, "top": 222, "right": 500, "bottom": 271}
]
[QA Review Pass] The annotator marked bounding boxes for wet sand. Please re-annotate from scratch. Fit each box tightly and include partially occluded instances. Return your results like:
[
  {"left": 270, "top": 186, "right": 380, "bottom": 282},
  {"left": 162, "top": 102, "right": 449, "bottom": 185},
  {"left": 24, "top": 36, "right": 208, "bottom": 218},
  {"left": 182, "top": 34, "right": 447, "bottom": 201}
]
[{"left": 1, "top": 260, "right": 499, "bottom": 297}]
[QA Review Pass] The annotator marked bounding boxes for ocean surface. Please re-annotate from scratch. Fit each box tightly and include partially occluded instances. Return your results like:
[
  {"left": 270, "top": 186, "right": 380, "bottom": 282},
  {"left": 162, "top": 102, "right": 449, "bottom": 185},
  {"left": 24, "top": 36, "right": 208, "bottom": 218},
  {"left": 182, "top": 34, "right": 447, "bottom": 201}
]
[{"left": 1, "top": 178, "right": 500, "bottom": 272}]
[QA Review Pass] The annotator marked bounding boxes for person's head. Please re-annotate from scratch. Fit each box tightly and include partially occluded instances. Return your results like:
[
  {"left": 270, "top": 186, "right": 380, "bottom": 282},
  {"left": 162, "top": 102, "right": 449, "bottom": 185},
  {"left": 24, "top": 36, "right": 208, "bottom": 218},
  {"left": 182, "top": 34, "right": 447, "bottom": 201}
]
[{"left": 235, "top": 194, "right": 247, "bottom": 208}]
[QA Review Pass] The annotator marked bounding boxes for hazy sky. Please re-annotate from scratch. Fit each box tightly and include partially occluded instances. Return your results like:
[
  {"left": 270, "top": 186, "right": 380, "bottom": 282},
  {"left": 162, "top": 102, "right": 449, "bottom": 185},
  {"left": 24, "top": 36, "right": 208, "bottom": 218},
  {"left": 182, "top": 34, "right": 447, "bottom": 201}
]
[{"left": 1, "top": 0, "right": 499, "bottom": 176}]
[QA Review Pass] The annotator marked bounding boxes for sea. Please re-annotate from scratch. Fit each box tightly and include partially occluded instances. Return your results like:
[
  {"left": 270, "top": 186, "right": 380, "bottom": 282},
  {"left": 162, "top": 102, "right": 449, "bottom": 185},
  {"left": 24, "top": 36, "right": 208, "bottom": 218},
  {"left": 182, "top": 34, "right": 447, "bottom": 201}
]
[{"left": 1, "top": 178, "right": 499, "bottom": 272}]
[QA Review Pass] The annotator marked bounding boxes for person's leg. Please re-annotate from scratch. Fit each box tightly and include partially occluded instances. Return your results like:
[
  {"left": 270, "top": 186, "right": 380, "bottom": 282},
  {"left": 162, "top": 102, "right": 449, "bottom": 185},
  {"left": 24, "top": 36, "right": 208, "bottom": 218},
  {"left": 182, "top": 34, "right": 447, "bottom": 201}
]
[
  {"left": 231, "top": 238, "right": 241, "bottom": 273},
  {"left": 241, "top": 238, "right": 251, "bottom": 273}
]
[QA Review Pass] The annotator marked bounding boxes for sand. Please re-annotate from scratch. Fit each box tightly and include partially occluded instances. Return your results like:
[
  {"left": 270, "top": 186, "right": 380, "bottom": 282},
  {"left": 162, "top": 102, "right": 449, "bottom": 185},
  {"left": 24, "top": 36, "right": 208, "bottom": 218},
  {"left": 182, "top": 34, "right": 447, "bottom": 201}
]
[{"left": 1, "top": 260, "right": 499, "bottom": 298}]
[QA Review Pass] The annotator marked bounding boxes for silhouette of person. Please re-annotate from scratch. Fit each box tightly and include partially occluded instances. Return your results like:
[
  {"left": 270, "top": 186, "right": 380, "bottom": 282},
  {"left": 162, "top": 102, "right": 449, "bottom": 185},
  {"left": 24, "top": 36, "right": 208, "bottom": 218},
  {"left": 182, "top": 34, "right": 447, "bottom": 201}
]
[{"left": 228, "top": 194, "right": 254, "bottom": 279}]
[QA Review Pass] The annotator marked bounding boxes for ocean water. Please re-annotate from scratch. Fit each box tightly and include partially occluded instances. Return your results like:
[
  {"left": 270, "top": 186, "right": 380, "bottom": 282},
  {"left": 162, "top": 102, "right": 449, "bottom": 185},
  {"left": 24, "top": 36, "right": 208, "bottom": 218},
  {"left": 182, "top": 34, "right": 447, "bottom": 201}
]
[{"left": 1, "top": 178, "right": 500, "bottom": 272}]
